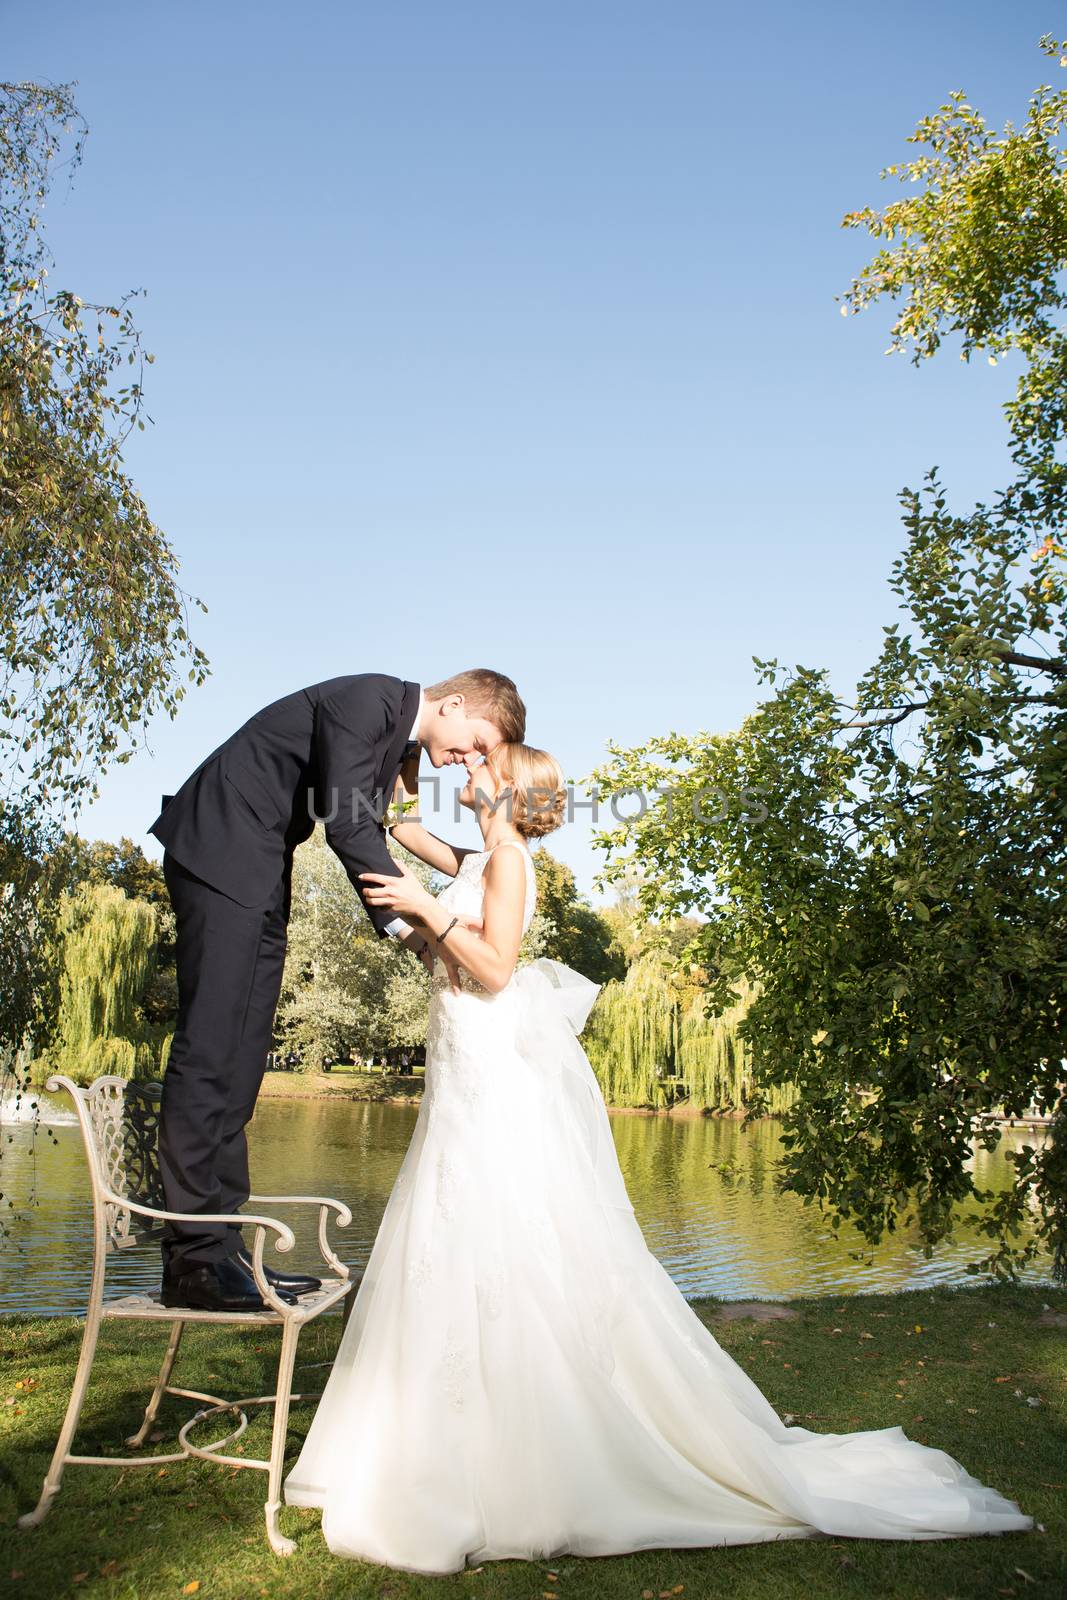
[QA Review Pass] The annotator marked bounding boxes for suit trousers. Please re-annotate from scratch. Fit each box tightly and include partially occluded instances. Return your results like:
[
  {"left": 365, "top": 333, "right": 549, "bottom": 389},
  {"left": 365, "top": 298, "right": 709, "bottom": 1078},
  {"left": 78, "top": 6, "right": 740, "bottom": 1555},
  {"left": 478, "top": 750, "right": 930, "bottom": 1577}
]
[{"left": 159, "top": 849, "right": 292, "bottom": 1273}]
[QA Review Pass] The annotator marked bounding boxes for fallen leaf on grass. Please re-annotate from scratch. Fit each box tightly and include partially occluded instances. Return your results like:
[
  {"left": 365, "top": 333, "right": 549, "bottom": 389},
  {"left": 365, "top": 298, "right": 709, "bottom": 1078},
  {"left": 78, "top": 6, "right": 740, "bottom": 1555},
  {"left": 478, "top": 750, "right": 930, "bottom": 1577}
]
[{"left": 183, "top": 1584, "right": 200, "bottom": 1596}]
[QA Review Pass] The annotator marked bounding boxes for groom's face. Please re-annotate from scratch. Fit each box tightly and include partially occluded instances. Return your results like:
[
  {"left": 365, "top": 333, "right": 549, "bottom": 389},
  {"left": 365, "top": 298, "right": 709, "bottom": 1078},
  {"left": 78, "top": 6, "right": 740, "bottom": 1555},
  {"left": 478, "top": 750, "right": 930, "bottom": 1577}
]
[{"left": 422, "top": 696, "right": 504, "bottom": 770}]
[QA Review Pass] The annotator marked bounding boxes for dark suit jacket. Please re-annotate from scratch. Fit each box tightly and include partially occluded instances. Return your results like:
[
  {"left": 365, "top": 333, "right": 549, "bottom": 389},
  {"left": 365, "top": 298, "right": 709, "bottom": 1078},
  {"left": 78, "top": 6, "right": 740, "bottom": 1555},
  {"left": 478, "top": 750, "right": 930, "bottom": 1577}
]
[{"left": 148, "top": 673, "right": 419, "bottom": 934}]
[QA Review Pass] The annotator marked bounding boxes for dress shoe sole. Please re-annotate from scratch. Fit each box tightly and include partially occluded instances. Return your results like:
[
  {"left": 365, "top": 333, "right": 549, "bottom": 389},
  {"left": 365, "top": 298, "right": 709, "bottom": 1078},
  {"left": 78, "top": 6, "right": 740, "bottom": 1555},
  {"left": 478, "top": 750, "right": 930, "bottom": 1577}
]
[
  {"left": 159, "top": 1280, "right": 298, "bottom": 1311},
  {"left": 159, "top": 1284, "right": 269, "bottom": 1312}
]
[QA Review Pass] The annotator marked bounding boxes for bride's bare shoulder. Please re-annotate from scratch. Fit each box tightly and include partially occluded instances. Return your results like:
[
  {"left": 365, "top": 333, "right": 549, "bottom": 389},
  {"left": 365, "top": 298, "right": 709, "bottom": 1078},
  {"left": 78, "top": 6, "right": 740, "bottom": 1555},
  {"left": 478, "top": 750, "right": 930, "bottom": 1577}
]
[{"left": 481, "top": 841, "right": 528, "bottom": 881}]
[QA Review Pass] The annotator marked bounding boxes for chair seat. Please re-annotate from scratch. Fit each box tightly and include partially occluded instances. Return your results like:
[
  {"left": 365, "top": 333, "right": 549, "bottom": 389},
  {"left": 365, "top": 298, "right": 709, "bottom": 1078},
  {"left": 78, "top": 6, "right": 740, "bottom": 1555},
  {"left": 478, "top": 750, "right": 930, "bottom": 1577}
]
[{"left": 100, "top": 1278, "right": 352, "bottom": 1325}]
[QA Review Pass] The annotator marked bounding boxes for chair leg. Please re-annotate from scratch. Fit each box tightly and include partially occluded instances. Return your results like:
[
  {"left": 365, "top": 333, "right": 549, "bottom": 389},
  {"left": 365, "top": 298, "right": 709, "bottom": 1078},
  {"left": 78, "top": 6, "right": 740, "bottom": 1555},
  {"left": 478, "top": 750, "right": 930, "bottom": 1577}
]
[
  {"left": 18, "top": 1301, "right": 104, "bottom": 1529},
  {"left": 126, "top": 1319, "right": 185, "bottom": 1448},
  {"left": 265, "top": 1318, "right": 300, "bottom": 1557}
]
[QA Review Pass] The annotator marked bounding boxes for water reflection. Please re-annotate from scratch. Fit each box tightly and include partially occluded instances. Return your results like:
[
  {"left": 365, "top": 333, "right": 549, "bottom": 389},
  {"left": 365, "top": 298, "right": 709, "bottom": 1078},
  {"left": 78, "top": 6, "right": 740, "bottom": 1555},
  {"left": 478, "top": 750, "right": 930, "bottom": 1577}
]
[{"left": 0, "top": 1098, "right": 1052, "bottom": 1316}]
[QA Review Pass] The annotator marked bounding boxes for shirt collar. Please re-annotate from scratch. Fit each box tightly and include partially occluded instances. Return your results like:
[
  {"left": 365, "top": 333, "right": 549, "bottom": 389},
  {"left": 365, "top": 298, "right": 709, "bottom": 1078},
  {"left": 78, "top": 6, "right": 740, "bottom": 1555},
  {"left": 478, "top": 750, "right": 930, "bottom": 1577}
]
[{"left": 409, "top": 690, "right": 424, "bottom": 745}]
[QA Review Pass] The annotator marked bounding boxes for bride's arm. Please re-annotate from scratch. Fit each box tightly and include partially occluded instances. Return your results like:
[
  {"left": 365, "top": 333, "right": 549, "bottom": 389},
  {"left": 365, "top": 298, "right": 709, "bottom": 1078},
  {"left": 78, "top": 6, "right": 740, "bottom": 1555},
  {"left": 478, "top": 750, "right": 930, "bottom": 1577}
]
[
  {"left": 360, "top": 846, "right": 525, "bottom": 995},
  {"left": 384, "top": 762, "right": 477, "bottom": 878},
  {"left": 387, "top": 818, "right": 477, "bottom": 878}
]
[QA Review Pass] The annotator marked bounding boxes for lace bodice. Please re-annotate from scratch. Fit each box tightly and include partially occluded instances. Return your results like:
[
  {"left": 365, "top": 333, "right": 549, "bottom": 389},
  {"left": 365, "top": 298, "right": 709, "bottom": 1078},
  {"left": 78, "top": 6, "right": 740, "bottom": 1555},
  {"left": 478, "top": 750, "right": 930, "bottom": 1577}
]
[{"left": 428, "top": 839, "right": 536, "bottom": 996}]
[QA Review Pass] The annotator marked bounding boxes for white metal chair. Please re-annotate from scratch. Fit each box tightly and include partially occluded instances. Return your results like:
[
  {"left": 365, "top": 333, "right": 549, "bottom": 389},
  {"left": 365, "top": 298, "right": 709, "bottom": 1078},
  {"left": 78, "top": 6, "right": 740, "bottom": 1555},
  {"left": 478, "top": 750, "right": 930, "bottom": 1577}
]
[{"left": 17, "top": 1074, "right": 355, "bottom": 1555}]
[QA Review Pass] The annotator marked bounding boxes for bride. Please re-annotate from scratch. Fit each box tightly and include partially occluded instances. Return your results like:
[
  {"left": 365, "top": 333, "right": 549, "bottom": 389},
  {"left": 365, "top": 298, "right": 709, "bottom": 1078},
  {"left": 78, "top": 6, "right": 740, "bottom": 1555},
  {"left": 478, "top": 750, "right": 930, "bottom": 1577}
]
[{"left": 283, "top": 743, "right": 1033, "bottom": 1573}]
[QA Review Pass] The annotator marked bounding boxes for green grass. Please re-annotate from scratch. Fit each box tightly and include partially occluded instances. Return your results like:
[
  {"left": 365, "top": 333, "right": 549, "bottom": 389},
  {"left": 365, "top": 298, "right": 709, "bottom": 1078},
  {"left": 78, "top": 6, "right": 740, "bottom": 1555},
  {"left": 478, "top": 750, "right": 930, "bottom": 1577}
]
[
  {"left": 258, "top": 1068, "right": 423, "bottom": 1102},
  {"left": 1, "top": 1283, "right": 1063, "bottom": 1600}
]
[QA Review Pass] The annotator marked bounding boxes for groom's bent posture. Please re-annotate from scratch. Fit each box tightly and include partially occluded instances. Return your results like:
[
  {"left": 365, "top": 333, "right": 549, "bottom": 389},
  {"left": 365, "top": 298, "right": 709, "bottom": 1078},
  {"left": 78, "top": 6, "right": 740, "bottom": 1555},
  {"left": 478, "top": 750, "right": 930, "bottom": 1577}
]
[{"left": 148, "top": 669, "right": 525, "bottom": 1312}]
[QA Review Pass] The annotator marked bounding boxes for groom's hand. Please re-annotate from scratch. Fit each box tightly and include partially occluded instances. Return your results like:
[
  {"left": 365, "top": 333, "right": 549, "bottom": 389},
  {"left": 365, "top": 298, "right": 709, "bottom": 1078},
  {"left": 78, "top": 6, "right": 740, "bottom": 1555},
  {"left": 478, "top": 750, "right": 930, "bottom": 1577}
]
[{"left": 397, "top": 927, "right": 434, "bottom": 972}]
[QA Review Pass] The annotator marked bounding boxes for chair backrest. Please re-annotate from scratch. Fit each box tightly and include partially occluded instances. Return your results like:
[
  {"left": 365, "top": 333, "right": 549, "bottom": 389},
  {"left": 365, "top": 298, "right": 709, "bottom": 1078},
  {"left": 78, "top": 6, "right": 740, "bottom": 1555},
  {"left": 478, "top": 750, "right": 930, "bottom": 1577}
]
[{"left": 49, "top": 1075, "right": 167, "bottom": 1253}]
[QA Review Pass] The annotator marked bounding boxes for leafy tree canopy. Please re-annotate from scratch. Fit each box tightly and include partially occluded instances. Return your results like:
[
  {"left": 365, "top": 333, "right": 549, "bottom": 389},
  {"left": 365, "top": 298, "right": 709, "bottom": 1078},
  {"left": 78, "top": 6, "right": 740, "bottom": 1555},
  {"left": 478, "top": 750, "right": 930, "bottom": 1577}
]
[
  {"left": 0, "top": 81, "right": 207, "bottom": 1068},
  {"left": 0, "top": 80, "right": 208, "bottom": 816},
  {"left": 590, "top": 35, "right": 1067, "bottom": 1283}
]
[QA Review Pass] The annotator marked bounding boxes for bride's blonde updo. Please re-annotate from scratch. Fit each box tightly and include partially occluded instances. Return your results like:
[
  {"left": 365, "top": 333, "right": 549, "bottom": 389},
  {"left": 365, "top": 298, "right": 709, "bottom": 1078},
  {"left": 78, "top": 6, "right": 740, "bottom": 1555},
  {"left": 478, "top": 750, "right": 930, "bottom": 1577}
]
[{"left": 486, "top": 743, "right": 567, "bottom": 840}]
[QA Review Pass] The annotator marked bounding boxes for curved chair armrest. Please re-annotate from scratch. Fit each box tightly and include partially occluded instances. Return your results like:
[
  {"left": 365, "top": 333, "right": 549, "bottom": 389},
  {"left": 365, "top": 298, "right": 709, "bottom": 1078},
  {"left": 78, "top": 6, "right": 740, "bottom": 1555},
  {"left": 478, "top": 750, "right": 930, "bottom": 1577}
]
[
  {"left": 103, "top": 1192, "right": 300, "bottom": 1315},
  {"left": 246, "top": 1195, "right": 352, "bottom": 1279},
  {"left": 247, "top": 1194, "right": 353, "bottom": 1223},
  {"left": 101, "top": 1192, "right": 297, "bottom": 1254}
]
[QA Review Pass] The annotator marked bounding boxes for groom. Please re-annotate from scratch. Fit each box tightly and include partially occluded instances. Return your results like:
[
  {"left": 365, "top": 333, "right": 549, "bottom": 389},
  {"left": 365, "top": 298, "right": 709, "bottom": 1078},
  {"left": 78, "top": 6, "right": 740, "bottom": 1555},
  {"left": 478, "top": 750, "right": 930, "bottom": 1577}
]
[{"left": 148, "top": 668, "right": 526, "bottom": 1312}]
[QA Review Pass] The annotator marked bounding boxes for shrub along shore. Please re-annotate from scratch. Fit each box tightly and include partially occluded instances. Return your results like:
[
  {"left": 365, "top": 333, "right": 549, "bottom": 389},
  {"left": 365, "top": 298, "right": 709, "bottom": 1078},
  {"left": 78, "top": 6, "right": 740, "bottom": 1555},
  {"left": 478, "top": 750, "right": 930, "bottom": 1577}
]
[
  {"left": 255, "top": 1066, "right": 730, "bottom": 1115},
  {"left": 254, "top": 1068, "right": 1052, "bottom": 1127}
]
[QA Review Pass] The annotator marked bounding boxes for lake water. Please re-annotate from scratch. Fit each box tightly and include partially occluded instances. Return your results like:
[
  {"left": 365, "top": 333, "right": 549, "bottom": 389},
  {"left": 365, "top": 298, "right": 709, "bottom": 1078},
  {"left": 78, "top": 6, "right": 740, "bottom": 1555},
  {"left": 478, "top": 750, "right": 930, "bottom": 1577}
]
[{"left": 0, "top": 1097, "right": 1053, "bottom": 1316}]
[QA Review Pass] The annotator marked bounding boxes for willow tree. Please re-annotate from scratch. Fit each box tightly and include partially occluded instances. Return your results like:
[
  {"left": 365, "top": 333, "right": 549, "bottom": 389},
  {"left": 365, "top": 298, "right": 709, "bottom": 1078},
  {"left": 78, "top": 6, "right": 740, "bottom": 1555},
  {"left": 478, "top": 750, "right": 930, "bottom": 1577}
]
[
  {"left": 42, "top": 883, "right": 158, "bottom": 1082},
  {"left": 585, "top": 960, "right": 796, "bottom": 1114},
  {"left": 585, "top": 956, "right": 681, "bottom": 1108},
  {"left": 591, "top": 35, "right": 1067, "bottom": 1281},
  {"left": 0, "top": 82, "right": 208, "bottom": 1077},
  {"left": 679, "top": 978, "right": 796, "bottom": 1116}
]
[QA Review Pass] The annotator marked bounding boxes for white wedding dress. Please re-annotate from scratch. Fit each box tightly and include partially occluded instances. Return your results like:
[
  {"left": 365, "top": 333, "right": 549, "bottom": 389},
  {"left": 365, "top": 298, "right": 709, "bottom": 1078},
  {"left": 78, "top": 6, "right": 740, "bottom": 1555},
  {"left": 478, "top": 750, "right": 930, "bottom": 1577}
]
[{"left": 284, "top": 839, "right": 1033, "bottom": 1573}]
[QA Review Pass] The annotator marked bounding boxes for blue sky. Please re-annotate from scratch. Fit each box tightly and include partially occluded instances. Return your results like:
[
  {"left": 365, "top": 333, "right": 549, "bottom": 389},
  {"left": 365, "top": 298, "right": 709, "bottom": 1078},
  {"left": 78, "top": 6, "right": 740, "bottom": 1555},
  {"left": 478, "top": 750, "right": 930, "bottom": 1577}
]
[{"left": 6, "top": 1, "right": 1055, "bottom": 900}]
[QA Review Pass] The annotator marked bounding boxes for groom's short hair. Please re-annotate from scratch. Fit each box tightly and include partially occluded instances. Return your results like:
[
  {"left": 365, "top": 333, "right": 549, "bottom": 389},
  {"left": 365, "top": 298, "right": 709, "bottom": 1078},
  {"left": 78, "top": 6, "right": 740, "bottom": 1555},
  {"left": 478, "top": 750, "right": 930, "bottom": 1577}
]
[{"left": 424, "top": 669, "right": 526, "bottom": 743}]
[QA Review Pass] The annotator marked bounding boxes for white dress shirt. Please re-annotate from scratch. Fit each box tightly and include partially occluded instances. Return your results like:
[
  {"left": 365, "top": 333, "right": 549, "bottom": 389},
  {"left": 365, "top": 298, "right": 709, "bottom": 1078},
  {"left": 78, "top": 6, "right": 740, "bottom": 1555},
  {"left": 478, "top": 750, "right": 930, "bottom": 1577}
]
[{"left": 383, "top": 690, "right": 423, "bottom": 940}]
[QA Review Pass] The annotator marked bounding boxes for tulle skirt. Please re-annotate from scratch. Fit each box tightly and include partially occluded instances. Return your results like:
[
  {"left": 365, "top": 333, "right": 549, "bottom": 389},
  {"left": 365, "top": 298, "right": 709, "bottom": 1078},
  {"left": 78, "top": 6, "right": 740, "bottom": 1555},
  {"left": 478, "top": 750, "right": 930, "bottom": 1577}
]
[{"left": 284, "top": 962, "right": 1033, "bottom": 1573}]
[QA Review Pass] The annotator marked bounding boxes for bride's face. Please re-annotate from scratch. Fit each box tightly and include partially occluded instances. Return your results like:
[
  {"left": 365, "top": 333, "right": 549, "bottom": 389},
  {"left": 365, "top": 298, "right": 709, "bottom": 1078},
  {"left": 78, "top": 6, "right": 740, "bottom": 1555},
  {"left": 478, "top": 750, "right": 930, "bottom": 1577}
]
[{"left": 458, "top": 752, "right": 510, "bottom": 816}]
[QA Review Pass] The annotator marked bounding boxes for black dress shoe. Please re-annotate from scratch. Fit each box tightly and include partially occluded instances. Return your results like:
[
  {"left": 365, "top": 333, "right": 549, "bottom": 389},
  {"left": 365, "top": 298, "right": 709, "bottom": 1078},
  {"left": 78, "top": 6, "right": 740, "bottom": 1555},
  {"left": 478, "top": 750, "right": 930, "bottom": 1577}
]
[
  {"left": 235, "top": 1245, "right": 321, "bottom": 1296},
  {"left": 160, "top": 1255, "right": 296, "bottom": 1312}
]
